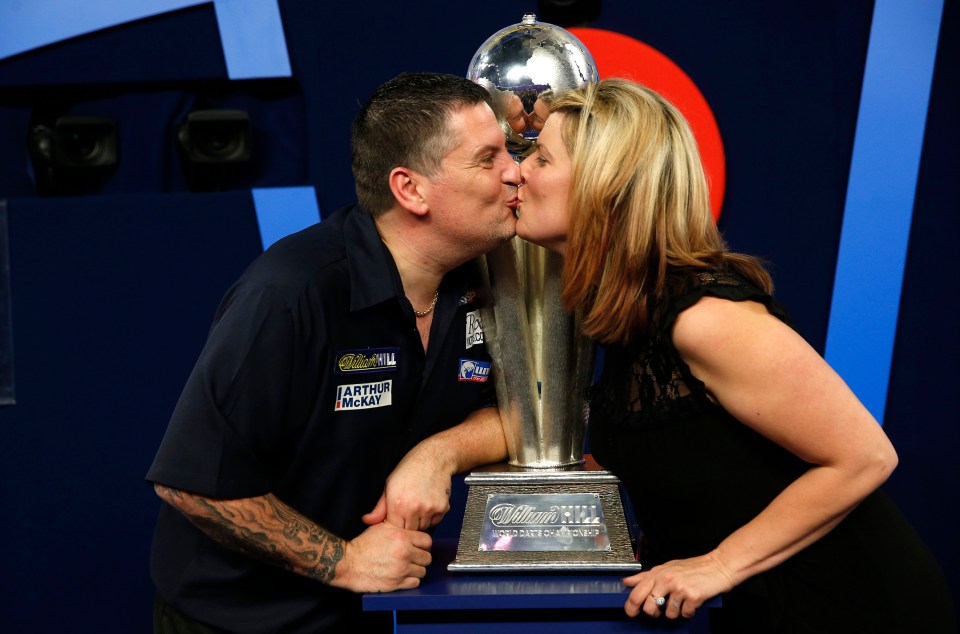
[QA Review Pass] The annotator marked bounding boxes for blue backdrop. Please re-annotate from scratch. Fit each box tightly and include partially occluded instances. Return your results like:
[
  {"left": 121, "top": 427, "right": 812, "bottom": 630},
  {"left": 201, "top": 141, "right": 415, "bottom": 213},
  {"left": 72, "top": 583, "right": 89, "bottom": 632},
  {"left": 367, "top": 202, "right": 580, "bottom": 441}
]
[{"left": 0, "top": 1, "right": 956, "bottom": 631}]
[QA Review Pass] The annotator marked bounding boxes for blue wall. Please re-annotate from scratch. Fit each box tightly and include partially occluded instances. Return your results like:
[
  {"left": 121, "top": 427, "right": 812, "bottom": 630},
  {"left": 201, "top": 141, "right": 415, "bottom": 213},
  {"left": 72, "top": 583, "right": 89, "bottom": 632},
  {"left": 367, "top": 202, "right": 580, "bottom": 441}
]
[{"left": 0, "top": 1, "right": 956, "bottom": 631}]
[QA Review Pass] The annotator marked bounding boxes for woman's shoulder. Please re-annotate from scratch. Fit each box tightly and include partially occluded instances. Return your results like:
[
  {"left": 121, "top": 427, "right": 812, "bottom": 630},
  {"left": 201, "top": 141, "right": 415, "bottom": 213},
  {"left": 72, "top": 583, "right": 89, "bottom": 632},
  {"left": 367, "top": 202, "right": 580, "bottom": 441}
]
[
  {"left": 673, "top": 267, "right": 762, "bottom": 297},
  {"left": 671, "top": 295, "right": 772, "bottom": 354},
  {"left": 663, "top": 267, "right": 793, "bottom": 332}
]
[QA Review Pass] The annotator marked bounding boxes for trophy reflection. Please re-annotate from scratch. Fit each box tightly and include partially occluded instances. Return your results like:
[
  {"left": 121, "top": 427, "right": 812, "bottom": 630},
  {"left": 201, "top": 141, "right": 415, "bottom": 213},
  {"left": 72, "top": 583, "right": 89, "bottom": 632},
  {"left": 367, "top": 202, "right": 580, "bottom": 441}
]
[{"left": 449, "top": 14, "right": 640, "bottom": 572}]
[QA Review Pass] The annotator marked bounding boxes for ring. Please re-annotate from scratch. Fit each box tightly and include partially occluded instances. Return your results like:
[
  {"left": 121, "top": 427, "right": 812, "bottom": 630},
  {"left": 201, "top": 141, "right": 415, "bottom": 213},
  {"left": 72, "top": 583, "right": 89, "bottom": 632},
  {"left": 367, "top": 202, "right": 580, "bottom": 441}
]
[{"left": 651, "top": 594, "right": 666, "bottom": 607}]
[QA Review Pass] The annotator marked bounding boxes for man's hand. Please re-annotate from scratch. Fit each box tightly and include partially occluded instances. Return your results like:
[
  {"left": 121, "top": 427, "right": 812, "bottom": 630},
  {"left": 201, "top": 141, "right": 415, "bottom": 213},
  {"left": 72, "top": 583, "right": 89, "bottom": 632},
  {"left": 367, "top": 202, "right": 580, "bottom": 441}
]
[
  {"left": 363, "top": 407, "right": 508, "bottom": 531},
  {"left": 362, "top": 440, "right": 453, "bottom": 530},
  {"left": 331, "top": 522, "right": 433, "bottom": 593}
]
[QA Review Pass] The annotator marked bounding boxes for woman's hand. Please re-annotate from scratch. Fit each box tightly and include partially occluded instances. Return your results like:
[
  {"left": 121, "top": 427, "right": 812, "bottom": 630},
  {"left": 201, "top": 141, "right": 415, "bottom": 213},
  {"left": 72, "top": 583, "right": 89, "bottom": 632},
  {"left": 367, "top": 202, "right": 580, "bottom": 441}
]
[{"left": 623, "top": 552, "right": 735, "bottom": 619}]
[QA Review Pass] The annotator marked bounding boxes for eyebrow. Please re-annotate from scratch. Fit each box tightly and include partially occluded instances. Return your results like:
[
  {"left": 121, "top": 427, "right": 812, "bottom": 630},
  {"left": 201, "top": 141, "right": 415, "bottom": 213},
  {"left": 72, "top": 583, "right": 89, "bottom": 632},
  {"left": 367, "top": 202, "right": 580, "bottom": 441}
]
[
  {"left": 471, "top": 144, "right": 501, "bottom": 159},
  {"left": 536, "top": 141, "right": 554, "bottom": 160}
]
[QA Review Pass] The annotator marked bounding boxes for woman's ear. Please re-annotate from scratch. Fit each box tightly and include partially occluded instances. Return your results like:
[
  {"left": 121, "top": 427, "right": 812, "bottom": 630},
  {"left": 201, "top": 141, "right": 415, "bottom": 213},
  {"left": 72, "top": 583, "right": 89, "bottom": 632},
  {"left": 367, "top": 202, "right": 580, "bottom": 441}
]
[{"left": 388, "top": 166, "right": 429, "bottom": 216}]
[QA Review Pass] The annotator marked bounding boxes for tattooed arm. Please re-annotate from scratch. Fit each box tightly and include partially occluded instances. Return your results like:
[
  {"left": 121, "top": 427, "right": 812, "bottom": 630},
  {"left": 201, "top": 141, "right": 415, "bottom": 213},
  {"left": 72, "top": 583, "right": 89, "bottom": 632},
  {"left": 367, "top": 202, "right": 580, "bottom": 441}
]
[{"left": 154, "top": 484, "right": 433, "bottom": 592}]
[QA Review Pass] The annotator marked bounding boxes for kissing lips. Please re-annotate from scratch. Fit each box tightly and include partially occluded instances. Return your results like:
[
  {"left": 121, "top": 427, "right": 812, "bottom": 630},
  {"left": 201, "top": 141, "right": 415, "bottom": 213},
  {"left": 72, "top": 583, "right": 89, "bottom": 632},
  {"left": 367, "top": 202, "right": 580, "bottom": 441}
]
[{"left": 506, "top": 195, "right": 520, "bottom": 218}]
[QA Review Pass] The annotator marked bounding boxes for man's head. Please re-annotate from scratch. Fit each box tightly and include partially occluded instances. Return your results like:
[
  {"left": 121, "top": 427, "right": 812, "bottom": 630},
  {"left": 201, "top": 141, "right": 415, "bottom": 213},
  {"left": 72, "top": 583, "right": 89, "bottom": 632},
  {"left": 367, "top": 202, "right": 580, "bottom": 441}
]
[
  {"left": 352, "top": 72, "right": 521, "bottom": 263},
  {"left": 352, "top": 72, "right": 495, "bottom": 216}
]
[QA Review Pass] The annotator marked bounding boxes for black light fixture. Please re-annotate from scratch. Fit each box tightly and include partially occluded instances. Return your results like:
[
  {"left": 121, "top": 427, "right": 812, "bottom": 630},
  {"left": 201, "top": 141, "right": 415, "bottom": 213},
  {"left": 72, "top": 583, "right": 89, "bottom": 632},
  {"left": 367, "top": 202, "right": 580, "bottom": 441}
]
[
  {"left": 177, "top": 109, "right": 252, "bottom": 191},
  {"left": 537, "top": 0, "right": 603, "bottom": 28},
  {"left": 28, "top": 115, "right": 118, "bottom": 196}
]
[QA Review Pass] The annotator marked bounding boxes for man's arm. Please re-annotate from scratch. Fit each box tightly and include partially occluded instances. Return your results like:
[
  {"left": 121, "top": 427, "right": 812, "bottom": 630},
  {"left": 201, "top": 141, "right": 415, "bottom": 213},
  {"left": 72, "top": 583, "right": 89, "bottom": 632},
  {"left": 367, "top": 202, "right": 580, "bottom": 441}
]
[
  {"left": 363, "top": 406, "right": 508, "bottom": 530},
  {"left": 154, "top": 484, "right": 432, "bottom": 592}
]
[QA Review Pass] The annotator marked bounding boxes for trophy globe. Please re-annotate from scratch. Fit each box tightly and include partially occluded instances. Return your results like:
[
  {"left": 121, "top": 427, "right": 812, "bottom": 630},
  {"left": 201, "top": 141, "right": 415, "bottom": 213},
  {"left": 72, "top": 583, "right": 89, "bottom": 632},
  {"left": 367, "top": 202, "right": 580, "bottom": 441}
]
[{"left": 468, "top": 13, "right": 598, "bottom": 160}]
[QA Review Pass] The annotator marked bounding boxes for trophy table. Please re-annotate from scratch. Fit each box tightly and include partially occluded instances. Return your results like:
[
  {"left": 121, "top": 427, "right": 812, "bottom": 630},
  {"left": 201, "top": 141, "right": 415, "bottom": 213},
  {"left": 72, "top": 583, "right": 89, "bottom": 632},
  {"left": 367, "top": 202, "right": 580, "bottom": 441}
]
[{"left": 449, "top": 15, "right": 641, "bottom": 573}]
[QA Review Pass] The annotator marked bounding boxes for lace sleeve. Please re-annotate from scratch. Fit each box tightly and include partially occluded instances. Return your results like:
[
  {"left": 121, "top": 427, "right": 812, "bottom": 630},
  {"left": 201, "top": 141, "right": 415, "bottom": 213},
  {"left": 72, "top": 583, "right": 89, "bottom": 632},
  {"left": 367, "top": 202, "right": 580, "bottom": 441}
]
[{"left": 591, "top": 269, "right": 793, "bottom": 429}]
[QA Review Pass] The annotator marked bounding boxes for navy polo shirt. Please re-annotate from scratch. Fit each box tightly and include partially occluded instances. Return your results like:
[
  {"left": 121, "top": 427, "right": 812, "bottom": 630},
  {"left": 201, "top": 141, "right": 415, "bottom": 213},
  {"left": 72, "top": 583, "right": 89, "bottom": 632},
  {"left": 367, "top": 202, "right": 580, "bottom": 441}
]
[{"left": 147, "top": 204, "right": 495, "bottom": 633}]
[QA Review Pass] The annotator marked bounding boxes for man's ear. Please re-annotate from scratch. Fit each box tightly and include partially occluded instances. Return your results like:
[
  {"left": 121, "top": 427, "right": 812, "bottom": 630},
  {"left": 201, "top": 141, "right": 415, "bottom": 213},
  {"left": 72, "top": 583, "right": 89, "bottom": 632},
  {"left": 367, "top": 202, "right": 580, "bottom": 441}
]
[{"left": 388, "top": 166, "right": 429, "bottom": 216}]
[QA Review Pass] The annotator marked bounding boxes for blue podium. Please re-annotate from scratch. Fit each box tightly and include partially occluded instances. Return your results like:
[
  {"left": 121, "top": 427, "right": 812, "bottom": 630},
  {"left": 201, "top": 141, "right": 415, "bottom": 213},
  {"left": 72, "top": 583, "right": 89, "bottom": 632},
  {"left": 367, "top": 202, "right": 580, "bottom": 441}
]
[{"left": 363, "top": 539, "right": 720, "bottom": 633}]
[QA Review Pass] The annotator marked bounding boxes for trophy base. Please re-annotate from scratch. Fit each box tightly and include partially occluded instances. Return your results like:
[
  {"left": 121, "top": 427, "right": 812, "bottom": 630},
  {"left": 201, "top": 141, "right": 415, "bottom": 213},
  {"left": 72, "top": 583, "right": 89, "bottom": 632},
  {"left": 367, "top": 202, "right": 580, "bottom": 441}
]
[{"left": 448, "top": 456, "right": 642, "bottom": 572}]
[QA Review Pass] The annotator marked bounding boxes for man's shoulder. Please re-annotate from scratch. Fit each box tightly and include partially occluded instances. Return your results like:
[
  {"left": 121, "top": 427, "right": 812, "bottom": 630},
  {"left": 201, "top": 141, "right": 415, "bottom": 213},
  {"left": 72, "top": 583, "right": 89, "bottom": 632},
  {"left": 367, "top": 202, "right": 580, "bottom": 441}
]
[
  {"left": 213, "top": 208, "right": 359, "bottom": 315},
  {"left": 247, "top": 206, "right": 356, "bottom": 283},
  {"left": 269, "top": 204, "right": 354, "bottom": 257}
]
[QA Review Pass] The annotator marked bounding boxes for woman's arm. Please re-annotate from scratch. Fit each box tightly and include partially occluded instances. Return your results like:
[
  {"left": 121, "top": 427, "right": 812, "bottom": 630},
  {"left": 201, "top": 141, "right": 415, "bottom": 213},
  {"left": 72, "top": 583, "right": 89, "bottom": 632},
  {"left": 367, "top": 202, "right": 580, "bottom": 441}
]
[{"left": 623, "top": 296, "right": 897, "bottom": 619}]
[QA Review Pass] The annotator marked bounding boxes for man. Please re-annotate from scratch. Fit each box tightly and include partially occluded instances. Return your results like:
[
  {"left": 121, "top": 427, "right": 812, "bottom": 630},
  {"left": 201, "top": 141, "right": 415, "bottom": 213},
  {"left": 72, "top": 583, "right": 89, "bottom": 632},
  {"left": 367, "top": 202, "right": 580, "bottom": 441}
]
[{"left": 147, "top": 72, "right": 520, "bottom": 633}]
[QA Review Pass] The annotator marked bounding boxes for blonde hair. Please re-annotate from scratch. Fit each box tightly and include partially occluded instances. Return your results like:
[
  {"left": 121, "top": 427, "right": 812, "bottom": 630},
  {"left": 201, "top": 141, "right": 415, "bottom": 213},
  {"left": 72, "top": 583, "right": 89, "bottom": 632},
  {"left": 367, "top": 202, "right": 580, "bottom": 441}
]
[{"left": 552, "top": 78, "right": 772, "bottom": 345}]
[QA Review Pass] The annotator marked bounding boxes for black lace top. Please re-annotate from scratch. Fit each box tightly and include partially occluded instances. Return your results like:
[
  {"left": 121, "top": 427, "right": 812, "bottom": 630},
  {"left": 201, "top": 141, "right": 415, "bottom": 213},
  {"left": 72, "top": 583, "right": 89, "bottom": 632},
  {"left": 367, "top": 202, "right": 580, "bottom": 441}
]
[
  {"left": 598, "top": 269, "right": 793, "bottom": 423},
  {"left": 587, "top": 268, "right": 955, "bottom": 632},
  {"left": 590, "top": 269, "right": 804, "bottom": 559}
]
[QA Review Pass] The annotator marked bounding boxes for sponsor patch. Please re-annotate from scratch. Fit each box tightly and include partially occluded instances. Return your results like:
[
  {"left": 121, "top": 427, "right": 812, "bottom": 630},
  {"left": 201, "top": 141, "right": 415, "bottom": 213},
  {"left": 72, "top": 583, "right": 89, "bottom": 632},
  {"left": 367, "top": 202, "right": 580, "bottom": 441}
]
[
  {"left": 459, "top": 288, "right": 479, "bottom": 306},
  {"left": 458, "top": 358, "right": 490, "bottom": 382},
  {"left": 334, "top": 380, "right": 392, "bottom": 411},
  {"left": 465, "top": 310, "right": 484, "bottom": 349},
  {"left": 334, "top": 347, "right": 398, "bottom": 374}
]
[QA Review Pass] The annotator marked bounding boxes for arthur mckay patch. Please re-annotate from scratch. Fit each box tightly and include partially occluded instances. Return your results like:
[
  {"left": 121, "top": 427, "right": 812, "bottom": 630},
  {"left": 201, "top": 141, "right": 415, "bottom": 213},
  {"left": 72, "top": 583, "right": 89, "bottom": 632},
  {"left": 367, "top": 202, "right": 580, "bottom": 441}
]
[
  {"left": 465, "top": 310, "right": 484, "bottom": 349},
  {"left": 334, "top": 380, "right": 392, "bottom": 411},
  {"left": 458, "top": 359, "right": 490, "bottom": 382},
  {"left": 334, "top": 347, "right": 398, "bottom": 374}
]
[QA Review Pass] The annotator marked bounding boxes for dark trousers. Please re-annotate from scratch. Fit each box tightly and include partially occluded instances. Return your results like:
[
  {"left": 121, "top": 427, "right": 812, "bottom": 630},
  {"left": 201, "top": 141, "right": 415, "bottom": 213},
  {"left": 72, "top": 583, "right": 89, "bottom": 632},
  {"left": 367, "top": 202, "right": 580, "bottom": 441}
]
[{"left": 153, "top": 594, "right": 226, "bottom": 634}]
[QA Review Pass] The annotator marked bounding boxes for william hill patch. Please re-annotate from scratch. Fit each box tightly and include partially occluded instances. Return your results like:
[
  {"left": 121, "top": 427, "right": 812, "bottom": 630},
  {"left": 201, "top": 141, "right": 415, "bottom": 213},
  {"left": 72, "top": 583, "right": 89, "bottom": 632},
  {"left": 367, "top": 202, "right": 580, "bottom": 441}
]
[{"left": 335, "top": 347, "right": 399, "bottom": 374}]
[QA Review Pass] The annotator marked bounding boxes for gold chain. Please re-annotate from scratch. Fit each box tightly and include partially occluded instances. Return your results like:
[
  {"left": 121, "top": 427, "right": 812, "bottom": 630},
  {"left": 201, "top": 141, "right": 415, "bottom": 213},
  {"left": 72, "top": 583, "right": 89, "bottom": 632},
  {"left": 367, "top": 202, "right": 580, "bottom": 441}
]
[{"left": 414, "top": 291, "right": 439, "bottom": 317}]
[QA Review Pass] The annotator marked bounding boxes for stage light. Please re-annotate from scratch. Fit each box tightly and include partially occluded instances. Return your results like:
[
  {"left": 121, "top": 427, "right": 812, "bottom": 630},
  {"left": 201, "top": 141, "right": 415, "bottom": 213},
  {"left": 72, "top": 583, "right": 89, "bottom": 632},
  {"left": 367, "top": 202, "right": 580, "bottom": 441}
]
[
  {"left": 52, "top": 116, "right": 118, "bottom": 167},
  {"left": 177, "top": 109, "right": 251, "bottom": 190},
  {"left": 178, "top": 109, "right": 251, "bottom": 164},
  {"left": 28, "top": 115, "right": 119, "bottom": 196}
]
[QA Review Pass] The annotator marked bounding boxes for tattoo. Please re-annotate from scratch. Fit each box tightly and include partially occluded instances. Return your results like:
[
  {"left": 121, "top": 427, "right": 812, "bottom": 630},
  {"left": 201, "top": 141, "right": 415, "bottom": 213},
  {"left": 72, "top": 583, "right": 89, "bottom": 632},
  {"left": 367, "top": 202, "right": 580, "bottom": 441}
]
[
  {"left": 161, "top": 487, "right": 344, "bottom": 583},
  {"left": 155, "top": 484, "right": 183, "bottom": 501}
]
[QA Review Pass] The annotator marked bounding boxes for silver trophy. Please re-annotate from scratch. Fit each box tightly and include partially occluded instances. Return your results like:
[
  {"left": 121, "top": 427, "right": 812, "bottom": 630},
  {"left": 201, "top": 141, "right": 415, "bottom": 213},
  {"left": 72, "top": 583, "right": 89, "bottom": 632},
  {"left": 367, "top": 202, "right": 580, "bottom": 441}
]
[{"left": 450, "top": 14, "right": 639, "bottom": 572}]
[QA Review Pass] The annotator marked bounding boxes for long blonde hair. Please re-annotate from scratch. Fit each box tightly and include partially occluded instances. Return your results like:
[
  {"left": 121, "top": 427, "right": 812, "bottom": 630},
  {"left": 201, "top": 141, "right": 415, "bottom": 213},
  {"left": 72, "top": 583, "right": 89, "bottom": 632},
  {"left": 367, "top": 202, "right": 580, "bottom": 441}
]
[{"left": 553, "top": 78, "right": 771, "bottom": 345}]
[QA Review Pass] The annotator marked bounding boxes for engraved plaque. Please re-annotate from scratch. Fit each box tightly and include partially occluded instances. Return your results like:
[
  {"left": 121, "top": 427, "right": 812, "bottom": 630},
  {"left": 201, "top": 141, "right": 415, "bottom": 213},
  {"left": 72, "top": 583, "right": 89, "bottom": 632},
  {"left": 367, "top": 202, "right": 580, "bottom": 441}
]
[{"left": 478, "top": 493, "right": 610, "bottom": 552}]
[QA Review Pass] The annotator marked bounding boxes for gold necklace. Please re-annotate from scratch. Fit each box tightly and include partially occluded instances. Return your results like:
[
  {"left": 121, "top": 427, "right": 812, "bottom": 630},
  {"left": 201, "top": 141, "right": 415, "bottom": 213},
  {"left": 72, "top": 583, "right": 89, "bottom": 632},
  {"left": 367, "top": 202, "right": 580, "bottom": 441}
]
[{"left": 414, "top": 291, "right": 439, "bottom": 317}]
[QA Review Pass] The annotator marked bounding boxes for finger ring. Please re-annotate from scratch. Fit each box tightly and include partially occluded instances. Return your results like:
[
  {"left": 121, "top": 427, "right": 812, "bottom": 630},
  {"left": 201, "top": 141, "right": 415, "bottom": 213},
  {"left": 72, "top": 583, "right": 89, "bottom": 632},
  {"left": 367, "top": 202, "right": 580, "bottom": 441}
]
[{"left": 651, "top": 594, "right": 666, "bottom": 607}]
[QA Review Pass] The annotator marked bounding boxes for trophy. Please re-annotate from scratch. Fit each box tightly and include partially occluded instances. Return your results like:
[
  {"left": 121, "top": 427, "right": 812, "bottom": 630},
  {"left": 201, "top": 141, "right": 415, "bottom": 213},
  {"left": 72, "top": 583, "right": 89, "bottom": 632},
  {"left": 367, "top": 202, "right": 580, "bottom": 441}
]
[{"left": 449, "top": 14, "right": 640, "bottom": 572}]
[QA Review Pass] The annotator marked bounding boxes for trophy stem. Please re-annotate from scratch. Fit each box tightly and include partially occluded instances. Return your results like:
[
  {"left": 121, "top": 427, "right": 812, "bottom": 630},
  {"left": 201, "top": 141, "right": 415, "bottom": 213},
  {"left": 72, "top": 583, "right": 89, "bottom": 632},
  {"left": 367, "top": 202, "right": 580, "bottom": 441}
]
[{"left": 480, "top": 238, "right": 593, "bottom": 469}]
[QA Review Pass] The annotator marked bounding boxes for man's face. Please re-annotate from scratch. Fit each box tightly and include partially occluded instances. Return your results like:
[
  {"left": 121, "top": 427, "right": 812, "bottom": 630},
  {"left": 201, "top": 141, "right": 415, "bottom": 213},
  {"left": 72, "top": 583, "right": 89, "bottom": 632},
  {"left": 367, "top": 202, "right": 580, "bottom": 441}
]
[{"left": 420, "top": 102, "right": 520, "bottom": 259}]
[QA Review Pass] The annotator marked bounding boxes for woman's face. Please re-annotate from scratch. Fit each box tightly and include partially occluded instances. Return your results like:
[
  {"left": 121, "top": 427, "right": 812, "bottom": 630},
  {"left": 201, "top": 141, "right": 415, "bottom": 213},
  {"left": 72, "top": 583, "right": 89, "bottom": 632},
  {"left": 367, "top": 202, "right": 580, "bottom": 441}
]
[{"left": 516, "top": 113, "right": 572, "bottom": 255}]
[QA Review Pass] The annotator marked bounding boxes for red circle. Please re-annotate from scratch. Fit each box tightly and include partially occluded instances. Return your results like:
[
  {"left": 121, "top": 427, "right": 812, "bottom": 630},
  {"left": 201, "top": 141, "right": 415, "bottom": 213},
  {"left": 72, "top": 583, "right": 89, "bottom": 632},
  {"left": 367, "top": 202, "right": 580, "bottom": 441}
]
[{"left": 570, "top": 28, "right": 725, "bottom": 220}]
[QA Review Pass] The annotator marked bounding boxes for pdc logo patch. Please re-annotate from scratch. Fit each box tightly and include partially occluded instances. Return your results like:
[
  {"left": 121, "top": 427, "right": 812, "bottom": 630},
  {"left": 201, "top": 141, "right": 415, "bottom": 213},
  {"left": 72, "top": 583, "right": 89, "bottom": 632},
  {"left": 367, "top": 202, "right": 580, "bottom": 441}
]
[
  {"left": 465, "top": 310, "right": 484, "bottom": 349},
  {"left": 335, "top": 380, "right": 392, "bottom": 411},
  {"left": 334, "top": 347, "right": 398, "bottom": 374},
  {"left": 458, "top": 359, "right": 490, "bottom": 382}
]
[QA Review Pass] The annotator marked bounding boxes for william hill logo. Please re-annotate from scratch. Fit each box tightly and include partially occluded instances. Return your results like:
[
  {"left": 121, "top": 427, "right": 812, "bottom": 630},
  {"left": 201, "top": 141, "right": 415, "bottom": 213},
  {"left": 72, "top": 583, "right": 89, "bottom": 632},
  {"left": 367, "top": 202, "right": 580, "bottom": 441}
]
[{"left": 335, "top": 347, "right": 398, "bottom": 374}]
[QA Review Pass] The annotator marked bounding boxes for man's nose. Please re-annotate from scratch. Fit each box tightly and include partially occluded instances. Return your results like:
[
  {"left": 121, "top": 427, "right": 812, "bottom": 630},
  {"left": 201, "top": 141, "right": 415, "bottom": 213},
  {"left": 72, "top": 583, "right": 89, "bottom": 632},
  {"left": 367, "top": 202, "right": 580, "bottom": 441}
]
[{"left": 502, "top": 156, "right": 521, "bottom": 185}]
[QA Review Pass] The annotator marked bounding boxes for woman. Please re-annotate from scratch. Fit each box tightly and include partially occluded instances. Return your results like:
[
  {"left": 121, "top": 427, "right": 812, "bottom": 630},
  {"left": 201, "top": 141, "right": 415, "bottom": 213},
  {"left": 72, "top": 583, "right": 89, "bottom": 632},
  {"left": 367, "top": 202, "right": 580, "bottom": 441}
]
[{"left": 515, "top": 78, "right": 955, "bottom": 632}]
